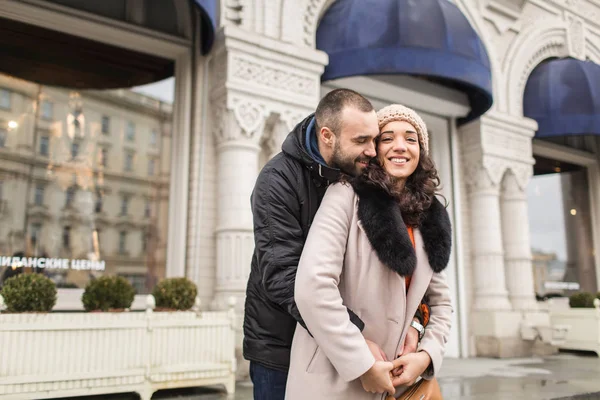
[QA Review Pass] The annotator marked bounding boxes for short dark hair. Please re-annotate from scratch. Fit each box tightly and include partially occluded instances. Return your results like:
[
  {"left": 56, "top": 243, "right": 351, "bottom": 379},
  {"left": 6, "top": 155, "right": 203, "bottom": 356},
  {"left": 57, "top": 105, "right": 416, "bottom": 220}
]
[{"left": 315, "top": 88, "right": 374, "bottom": 136}]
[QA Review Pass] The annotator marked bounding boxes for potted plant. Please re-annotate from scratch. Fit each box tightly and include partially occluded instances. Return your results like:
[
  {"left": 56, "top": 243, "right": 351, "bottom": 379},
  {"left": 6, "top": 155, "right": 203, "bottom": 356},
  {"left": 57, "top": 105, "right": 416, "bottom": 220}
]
[
  {"left": 152, "top": 277, "right": 198, "bottom": 311},
  {"left": 569, "top": 292, "right": 597, "bottom": 308},
  {"left": 82, "top": 275, "right": 135, "bottom": 312},
  {"left": 0, "top": 273, "right": 57, "bottom": 313},
  {"left": 549, "top": 291, "right": 600, "bottom": 356}
]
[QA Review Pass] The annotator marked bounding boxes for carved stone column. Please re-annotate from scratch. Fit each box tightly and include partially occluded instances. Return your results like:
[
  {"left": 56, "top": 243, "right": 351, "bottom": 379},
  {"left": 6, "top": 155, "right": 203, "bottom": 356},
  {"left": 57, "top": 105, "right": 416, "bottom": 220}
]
[
  {"left": 212, "top": 98, "right": 266, "bottom": 311},
  {"left": 501, "top": 171, "right": 538, "bottom": 311},
  {"left": 461, "top": 111, "right": 541, "bottom": 357},
  {"left": 464, "top": 161, "right": 512, "bottom": 311}
]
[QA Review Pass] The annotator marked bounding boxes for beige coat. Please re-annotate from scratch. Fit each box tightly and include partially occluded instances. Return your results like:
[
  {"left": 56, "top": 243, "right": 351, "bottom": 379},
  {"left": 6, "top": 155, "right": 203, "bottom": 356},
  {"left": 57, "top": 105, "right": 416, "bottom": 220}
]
[{"left": 286, "top": 182, "right": 453, "bottom": 400}]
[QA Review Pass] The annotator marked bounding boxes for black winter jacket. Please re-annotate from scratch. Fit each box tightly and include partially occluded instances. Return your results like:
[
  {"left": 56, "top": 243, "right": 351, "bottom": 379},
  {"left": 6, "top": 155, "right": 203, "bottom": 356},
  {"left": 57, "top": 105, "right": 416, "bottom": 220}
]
[{"left": 243, "top": 115, "right": 364, "bottom": 372}]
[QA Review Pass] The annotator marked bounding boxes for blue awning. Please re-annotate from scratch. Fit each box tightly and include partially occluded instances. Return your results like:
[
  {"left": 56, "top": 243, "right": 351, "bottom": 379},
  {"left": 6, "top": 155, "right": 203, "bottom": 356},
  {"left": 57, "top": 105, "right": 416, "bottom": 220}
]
[
  {"left": 194, "top": 0, "right": 218, "bottom": 54},
  {"left": 524, "top": 58, "right": 600, "bottom": 138},
  {"left": 316, "top": 0, "right": 493, "bottom": 123}
]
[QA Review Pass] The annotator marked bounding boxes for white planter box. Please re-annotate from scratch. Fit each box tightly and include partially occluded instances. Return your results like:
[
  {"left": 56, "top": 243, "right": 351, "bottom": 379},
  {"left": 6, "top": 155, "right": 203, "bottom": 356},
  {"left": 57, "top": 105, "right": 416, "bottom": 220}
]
[
  {"left": 549, "top": 298, "right": 600, "bottom": 356},
  {"left": 0, "top": 297, "right": 237, "bottom": 400}
]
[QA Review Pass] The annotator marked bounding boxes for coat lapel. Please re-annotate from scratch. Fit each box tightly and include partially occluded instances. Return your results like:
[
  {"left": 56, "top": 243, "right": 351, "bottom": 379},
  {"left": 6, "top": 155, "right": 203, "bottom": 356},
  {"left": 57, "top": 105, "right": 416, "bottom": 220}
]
[{"left": 402, "top": 229, "right": 434, "bottom": 336}]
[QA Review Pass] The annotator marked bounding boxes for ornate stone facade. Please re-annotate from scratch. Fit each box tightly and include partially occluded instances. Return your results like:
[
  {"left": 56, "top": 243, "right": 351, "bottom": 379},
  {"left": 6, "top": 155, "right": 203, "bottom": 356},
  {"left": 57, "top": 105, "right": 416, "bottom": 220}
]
[{"left": 184, "top": 0, "right": 600, "bottom": 362}]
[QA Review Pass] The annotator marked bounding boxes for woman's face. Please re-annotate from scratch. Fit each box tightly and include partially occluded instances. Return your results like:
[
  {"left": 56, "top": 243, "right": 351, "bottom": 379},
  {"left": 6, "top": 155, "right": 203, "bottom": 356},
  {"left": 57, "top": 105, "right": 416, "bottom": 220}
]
[{"left": 377, "top": 120, "right": 420, "bottom": 184}]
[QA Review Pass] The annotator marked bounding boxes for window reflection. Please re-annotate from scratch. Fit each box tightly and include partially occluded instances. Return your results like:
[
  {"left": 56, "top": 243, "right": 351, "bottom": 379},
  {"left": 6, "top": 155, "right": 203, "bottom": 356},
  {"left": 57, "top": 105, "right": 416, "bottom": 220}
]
[
  {"left": 0, "top": 74, "right": 173, "bottom": 294},
  {"left": 528, "top": 156, "right": 598, "bottom": 297}
]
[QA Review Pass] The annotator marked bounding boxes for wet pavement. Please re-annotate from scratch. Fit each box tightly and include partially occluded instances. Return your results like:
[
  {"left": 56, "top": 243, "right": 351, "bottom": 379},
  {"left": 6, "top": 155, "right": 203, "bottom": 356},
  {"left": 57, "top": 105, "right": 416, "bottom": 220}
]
[{"left": 54, "top": 353, "right": 600, "bottom": 400}]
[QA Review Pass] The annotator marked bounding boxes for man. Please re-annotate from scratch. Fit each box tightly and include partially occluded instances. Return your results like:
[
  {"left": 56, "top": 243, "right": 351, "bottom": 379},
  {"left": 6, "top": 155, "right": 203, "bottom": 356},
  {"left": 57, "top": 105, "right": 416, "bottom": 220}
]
[{"left": 243, "top": 89, "right": 428, "bottom": 399}]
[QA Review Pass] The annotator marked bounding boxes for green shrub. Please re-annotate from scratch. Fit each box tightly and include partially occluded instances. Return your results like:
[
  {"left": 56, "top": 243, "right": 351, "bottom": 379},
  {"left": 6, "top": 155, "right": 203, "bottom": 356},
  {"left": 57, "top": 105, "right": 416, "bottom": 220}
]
[
  {"left": 152, "top": 277, "right": 197, "bottom": 311},
  {"left": 82, "top": 275, "right": 135, "bottom": 312},
  {"left": 1, "top": 273, "right": 57, "bottom": 313},
  {"left": 569, "top": 292, "right": 596, "bottom": 308}
]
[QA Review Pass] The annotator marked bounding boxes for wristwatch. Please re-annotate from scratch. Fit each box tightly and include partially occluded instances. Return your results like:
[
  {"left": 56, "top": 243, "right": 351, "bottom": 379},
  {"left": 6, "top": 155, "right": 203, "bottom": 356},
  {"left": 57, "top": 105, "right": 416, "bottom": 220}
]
[{"left": 410, "top": 320, "right": 425, "bottom": 341}]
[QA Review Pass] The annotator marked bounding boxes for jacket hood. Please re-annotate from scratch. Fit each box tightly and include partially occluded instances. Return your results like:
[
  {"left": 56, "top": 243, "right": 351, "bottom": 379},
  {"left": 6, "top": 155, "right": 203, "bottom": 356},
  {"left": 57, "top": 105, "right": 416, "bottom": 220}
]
[{"left": 281, "top": 114, "right": 340, "bottom": 183}]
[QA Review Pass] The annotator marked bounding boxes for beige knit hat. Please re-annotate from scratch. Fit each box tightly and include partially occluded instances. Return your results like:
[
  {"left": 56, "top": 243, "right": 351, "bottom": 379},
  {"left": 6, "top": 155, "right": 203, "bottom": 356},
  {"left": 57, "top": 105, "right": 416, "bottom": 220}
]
[{"left": 377, "top": 104, "right": 429, "bottom": 155}]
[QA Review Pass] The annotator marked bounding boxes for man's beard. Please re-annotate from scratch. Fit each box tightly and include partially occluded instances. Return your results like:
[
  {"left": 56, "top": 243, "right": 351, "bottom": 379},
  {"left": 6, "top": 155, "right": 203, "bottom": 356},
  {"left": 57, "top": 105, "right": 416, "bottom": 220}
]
[{"left": 331, "top": 143, "right": 371, "bottom": 177}]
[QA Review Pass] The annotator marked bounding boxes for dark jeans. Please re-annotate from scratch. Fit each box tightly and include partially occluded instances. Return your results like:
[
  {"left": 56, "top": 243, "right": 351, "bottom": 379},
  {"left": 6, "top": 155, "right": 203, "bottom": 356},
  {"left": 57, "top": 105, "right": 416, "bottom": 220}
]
[{"left": 249, "top": 362, "right": 288, "bottom": 400}]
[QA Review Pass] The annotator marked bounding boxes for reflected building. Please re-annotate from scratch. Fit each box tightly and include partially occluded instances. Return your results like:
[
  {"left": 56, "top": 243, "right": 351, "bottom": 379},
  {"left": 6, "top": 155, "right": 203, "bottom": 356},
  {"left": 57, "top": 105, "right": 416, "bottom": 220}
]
[{"left": 0, "top": 74, "right": 171, "bottom": 293}]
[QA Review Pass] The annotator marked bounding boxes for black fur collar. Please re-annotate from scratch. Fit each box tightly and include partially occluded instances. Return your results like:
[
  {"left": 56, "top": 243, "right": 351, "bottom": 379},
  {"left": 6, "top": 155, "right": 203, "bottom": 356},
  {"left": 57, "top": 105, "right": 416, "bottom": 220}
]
[{"left": 350, "top": 179, "right": 452, "bottom": 276}]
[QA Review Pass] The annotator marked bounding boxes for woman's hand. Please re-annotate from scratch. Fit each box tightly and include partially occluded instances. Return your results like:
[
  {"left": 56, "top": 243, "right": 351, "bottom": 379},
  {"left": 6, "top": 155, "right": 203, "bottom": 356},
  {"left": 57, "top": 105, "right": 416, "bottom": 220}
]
[
  {"left": 390, "top": 351, "right": 432, "bottom": 387},
  {"left": 359, "top": 359, "right": 403, "bottom": 395}
]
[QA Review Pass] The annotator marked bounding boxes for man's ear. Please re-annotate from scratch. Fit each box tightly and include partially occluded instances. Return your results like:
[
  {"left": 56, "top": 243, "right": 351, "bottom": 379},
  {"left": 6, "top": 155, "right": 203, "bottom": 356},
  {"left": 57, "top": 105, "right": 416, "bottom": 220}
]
[{"left": 320, "top": 127, "right": 335, "bottom": 148}]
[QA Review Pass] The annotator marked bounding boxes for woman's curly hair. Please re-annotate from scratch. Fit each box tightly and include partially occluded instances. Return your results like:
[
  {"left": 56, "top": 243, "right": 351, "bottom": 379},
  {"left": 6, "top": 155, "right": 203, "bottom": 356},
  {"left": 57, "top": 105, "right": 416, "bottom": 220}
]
[{"left": 359, "top": 148, "right": 442, "bottom": 226}]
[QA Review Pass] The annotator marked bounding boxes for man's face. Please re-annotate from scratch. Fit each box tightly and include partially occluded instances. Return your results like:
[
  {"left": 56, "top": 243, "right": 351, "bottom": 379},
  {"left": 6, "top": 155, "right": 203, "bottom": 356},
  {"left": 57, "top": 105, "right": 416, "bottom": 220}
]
[{"left": 330, "top": 107, "right": 378, "bottom": 176}]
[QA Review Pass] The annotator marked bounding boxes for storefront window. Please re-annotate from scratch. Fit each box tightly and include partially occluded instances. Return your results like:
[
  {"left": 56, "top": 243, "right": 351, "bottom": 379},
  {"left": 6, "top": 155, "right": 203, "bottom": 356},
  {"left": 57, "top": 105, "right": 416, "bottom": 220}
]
[
  {"left": 527, "top": 156, "right": 598, "bottom": 298},
  {"left": 39, "top": 136, "right": 49, "bottom": 156},
  {"left": 0, "top": 73, "right": 173, "bottom": 294},
  {"left": 0, "top": 89, "right": 10, "bottom": 110},
  {"left": 101, "top": 116, "right": 110, "bottom": 135},
  {"left": 41, "top": 100, "right": 53, "bottom": 120},
  {"left": 0, "top": 127, "right": 6, "bottom": 148}
]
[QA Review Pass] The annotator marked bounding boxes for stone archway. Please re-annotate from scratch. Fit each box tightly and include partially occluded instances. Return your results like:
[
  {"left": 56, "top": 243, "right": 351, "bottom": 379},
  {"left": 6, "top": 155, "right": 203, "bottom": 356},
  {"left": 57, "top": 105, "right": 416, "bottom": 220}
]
[{"left": 503, "top": 23, "right": 570, "bottom": 116}]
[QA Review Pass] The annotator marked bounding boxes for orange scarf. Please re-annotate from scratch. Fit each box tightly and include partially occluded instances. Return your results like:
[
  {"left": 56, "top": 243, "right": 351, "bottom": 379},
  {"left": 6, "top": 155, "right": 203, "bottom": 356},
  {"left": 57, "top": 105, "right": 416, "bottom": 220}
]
[{"left": 405, "top": 226, "right": 415, "bottom": 289}]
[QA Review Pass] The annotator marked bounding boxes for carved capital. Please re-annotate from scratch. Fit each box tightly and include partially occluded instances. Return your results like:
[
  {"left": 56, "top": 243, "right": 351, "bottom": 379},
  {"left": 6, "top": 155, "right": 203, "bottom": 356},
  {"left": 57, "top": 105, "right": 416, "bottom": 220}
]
[
  {"left": 463, "top": 159, "right": 501, "bottom": 195},
  {"left": 211, "top": 96, "right": 268, "bottom": 146},
  {"left": 501, "top": 169, "right": 530, "bottom": 200}
]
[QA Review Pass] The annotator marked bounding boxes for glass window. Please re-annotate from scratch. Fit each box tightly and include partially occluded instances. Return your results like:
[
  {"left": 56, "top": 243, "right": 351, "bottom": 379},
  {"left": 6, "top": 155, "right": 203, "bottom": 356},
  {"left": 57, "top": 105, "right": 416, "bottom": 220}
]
[
  {"left": 101, "top": 115, "right": 110, "bottom": 135},
  {"left": 528, "top": 156, "right": 598, "bottom": 298},
  {"left": 120, "top": 273, "right": 145, "bottom": 294},
  {"left": 0, "top": 89, "right": 10, "bottom": 109},
  {"left": 41, "top": 100, "right": 53, "bottom": 120},
  {"left": 34, "top": 184, "right": 45, "bottom": 206},
  {"left": 62, "top": 226, "right": 71, "bottom": 249},
  {"left": 126, "top": 121, "right": 135, "bottom": 141},
  {"left": 71, "top": 142, "right": 79, "bottom": 159},
  {"left": 39, "top": 136, "right": 49, "bottom": 156},
  {"left": 95, "top": 191, "right": 103, "bottom": 213},
  {"left": 144, "top": 199, "right": 151, "bottom": 218},
  {"left": 120, "top": 196, "right": 129, "bottom": 216},
  {"left": 0, "top": 72, "right": 174, "bottom": 294},
  {"left": 72, "top": 109, "right": 82, "bottom": 129},
  {"left": 65, "top": 186, "right": 75, "bottom": 207},
  {"left": 100, "top": 147, "right": 108, "bottom": 167},
  {"left": 30, "top": 223, "right": 42, "bottom": 248},
  {"left": 119, "top": 231, "right": 127, "bottom": 254},
  {"left": 148, "top": 158, "right": 155, "bottom": 176},
  {"left": 150, "top": 129, "right": 158, "bottom": 146},
  {"left": 124, "top": 152, "right": 134, "bottom": 172}
]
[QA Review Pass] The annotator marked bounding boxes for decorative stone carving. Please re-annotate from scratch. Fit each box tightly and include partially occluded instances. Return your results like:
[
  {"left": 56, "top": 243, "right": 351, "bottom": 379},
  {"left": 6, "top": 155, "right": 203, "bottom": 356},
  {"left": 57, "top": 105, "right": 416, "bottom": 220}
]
[
  {"left": 230, "top": 55, "right": 317, "bottom": 97},
  {"left": 463, "top": 159, "right": 501, "bottom": 194},
  {"left": 566, "top": 12, "right": 586, "bottom": 60},
  {"left": 483, "top": 0, "right": 526, "bottom": 34},
  {"left": 211, "top": 96, "right": 269, "bottom": 145},
  {"left": 507, "top": 164, "right": 533, "bottom": 191},
  {"left": 281, "top": 109, "right": 309, "bottom": 132},
  {"left": 223, "top": 0, "right": 243, "bottom": 26},
  {"left": 233, "top": 99, "right": 265, "bottom": 136},
  {"left": 303, "top": 0, "right": 336, "bottom": 47}
]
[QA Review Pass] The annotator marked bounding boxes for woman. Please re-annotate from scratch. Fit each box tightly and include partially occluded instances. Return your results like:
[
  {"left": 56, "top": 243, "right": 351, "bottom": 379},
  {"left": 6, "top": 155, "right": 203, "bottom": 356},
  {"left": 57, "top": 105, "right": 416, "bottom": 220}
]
[{"left": 285, "top": 104, "right": 453, "bottom": 399}]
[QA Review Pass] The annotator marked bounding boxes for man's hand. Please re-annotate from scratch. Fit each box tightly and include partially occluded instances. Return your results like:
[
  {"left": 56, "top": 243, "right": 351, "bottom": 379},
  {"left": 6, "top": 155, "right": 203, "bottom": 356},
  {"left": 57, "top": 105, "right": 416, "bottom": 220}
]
[
  {"left": 401, "top": 318, "right": 420, "bottom": 356},
  {"left": 390, "top": 352, "right": 432, "bottom": 387},
  {"left": 366, "top": 339, "right": 388, "bottom": 361},
  {"left": 359, "top": 360, "right": 402, "bottom": 395}
]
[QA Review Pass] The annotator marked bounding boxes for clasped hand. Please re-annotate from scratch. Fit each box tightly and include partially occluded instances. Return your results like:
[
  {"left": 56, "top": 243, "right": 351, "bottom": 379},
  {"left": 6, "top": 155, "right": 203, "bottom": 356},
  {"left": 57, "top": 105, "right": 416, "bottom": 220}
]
[{"left": 360, "top": 339, "right": 431, "bottom": 395}]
